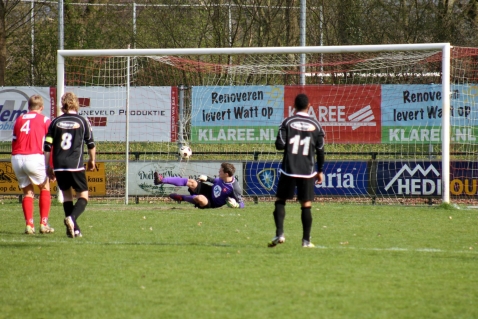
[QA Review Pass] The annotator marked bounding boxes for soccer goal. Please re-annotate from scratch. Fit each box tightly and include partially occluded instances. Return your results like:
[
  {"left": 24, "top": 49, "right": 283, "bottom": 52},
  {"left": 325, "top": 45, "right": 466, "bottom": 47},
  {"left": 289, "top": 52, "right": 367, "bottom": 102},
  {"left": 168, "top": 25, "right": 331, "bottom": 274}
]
[{"left": 56, "top": 44, "right": 478, "bottom": 205}]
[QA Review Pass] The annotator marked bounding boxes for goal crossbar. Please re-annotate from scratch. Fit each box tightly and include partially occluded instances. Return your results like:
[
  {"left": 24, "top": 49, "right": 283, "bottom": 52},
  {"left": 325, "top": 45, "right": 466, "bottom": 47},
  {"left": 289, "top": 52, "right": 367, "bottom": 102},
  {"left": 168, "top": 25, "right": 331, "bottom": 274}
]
[{"left": 57, "top": 43, "right": 450, "bottom": 57}]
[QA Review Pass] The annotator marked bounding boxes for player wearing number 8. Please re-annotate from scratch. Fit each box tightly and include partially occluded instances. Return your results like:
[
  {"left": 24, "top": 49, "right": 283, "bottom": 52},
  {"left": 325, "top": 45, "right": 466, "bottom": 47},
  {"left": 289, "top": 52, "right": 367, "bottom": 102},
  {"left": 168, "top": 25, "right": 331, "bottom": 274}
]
[
  {"left": 44, "top": 92, "right": 96, "bottom": 238},
  {"left": 268, "top": 93, "right": 325, "bottom": 248}
]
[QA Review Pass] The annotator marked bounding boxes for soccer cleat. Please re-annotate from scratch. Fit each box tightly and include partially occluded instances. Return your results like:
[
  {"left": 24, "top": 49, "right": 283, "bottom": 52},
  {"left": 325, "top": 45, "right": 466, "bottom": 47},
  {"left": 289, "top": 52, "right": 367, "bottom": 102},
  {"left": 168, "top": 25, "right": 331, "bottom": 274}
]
[
  {"left": 64, "top": 216, "right": 76, "bottom": 238},
  {"left": 25, "top": 225, "right": 35, "bottom": 235},
  {"left": 40, "top": 224, "right": 55, "bottom": 234},
  {"left": 153, "top": 172, "right": 163, "bottom": 185},
  {"left": 302, "top": 239, "right": 315, "bottom": 248},
  {"left": 169, "top": 193, "right": 183, "bottom": 203},
  {"left": 267, "top": 235, "right": 285, "bottom": 248},
  {"left": 67, "top": 229, "right": 82, "bottom": 238}
]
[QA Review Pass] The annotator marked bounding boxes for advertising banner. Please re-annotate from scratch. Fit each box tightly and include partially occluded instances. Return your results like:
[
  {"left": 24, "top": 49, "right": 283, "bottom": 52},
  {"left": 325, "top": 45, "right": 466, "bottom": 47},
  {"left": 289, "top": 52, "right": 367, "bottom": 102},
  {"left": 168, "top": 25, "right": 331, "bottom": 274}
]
[
  {"left": 0, "top": 161, "right": 106, "bottom": 196},
  {"left": 128, "top": 161, "right": 243, "bottom": 196},
  {"left": 245, "top": 161, "right": 369, "bottom": 196},
  {"left": 450, "top": 161, "right": 478, "bottom": 196},
  {"left": 5, "top": 84, "right": 476, "bottom": 145},
  {"left": 314, "top": 161, "right": 369, "bottom": 196},
  {"left": 0, "top": 87, "right": 52, "bottom": 141},
  {"left": 0, "top": 86, "right": 177, "bottom": 142},
  {"left": 73, "top": 86, "right": 177, "bottom": 142},
  {"left": 191, "top": 86, "right": 284, "bottom": 144},
  {"left": 245, "top": 162, "right": 279, "bottom": 195},
  {"left": 81, "top": 162, "right": 107, "bottom": 196},
  {"left": 381, "top": 84, "right": 478, "bottom": 144},
  {"left": 376, "top": 161, "right": 442, "bottom": 196},
  {"left": 285, "top": 85, "right": 382, "bottom": 144}
]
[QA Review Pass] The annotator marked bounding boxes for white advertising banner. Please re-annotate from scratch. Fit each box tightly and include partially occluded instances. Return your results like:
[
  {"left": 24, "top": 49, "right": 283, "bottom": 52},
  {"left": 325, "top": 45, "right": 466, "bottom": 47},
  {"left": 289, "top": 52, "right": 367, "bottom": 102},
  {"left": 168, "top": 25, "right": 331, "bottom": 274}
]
[
  {"left": 128, "top": 161, "right": 244, "bottom": 196},
  {"left": 0, "top": 86, "right": 177, "bottom": 142},
  {"left": 70, "top": 86, "right": 177, "bottom": 142},
  {"left": 0, "top": 87, "right": 52, "bottom": 141}
]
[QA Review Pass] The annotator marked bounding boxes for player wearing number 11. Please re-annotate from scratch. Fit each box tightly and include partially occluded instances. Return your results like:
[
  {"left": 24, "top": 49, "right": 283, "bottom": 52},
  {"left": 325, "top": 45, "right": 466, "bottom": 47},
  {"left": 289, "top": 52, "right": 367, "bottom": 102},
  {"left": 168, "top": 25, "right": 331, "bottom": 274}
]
[
  {"left": 268, "top": 93, "right": 325, "bottom": 248},
  {"left": 44, "top": 92, "right": 96, "bottom": 238}
]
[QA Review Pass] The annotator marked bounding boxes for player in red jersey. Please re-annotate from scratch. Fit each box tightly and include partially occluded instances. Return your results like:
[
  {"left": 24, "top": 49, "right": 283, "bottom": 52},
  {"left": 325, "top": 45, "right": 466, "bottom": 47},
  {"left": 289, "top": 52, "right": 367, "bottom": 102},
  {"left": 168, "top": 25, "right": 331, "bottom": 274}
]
[{"left": 11, "top": 95, "right": 54, "bottom": 235}]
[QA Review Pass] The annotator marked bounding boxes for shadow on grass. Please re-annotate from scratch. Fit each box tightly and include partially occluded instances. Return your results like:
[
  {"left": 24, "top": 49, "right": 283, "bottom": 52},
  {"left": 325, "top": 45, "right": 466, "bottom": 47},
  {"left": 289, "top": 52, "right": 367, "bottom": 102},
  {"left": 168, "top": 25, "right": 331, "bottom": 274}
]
[
  {"left": 0, "top": 236, "right": 235, "bottom": 248},
  {"left": 0, "top": 242, "right": 52, "bottom": 248},
  {"left": 99, "top": 241, "right": 233, "bottom": 248},
  {"left": 0, "top": 230, "right": 25, "bottom": 236}
]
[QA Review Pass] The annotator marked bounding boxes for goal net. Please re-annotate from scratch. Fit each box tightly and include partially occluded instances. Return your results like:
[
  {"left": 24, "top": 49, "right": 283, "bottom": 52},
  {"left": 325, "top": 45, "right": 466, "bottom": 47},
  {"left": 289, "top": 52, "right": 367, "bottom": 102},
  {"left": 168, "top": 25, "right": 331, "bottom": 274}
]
[{"left": 57, "top": 44, "right": 478, "bottom": 205}]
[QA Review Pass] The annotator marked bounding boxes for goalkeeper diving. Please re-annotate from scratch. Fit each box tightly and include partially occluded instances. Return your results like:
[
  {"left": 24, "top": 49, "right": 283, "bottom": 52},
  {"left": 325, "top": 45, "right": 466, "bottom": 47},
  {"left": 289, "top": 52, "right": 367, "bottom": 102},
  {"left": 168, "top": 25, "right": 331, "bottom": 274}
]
[{"left": 154, "top": 162, "right": 245, "bottom": 209}]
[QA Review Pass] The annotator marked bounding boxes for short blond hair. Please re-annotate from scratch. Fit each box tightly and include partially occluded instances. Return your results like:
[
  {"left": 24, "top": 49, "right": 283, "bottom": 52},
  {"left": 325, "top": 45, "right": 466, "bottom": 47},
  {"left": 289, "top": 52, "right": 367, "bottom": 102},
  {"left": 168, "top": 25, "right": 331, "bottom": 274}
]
[
  {"left": 28, "top": 95, "right": 43, "bottom": 111},
  {"left": 61, "top": 92, "right": 80, "bottom": 113}
]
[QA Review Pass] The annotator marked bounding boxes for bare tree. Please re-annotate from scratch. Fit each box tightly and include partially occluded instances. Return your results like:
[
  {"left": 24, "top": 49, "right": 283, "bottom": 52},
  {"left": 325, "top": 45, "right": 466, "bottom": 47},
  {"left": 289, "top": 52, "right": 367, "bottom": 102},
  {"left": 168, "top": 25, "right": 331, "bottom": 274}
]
[
  {"left": 3, "top": 0, "right": 478, "bottom": 86},
  {"left": 0, "top": 0, "right": 50, "bottom": 85}
]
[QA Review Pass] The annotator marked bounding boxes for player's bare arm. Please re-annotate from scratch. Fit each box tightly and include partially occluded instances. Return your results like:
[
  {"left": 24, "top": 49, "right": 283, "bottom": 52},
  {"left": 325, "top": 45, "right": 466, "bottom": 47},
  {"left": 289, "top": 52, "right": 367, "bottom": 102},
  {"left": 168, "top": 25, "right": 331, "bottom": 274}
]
[
  {"left": 315, "top": 172, "right": 324, "bottom": 185},
  {"left": 43, "top": 151, "right": 56, "bottom": 181},
  {"left": 87, "top": 147, "right": 96, "bottom": 171}
]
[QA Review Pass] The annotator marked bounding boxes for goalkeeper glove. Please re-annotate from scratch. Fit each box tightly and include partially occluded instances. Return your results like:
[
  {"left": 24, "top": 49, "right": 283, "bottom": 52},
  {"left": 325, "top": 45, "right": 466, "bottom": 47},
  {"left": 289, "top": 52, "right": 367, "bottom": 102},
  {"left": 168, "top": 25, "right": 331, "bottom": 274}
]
[
  {"left": 198, "top": 175, "right": 214, "bottom": 183},
  {"left": 226, "top": 197, "right": 240, "bottom": 208}
]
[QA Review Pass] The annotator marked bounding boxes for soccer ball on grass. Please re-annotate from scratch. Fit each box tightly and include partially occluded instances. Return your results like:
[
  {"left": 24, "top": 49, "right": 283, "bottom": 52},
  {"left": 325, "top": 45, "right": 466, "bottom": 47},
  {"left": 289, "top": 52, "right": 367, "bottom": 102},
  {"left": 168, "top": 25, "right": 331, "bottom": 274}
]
[{"left": 179, "top": 145, "right": 192, "bottom": 159}]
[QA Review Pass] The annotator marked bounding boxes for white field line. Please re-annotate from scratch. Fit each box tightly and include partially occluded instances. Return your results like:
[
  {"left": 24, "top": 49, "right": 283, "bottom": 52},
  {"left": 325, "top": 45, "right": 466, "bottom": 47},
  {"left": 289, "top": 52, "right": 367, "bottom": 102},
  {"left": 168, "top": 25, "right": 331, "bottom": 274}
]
[
  {"left": 1, "top": 237, "right": 476, "bottom": 254},
  {"left": 311, "top": 246, "right": 472, "bottom": 253}
]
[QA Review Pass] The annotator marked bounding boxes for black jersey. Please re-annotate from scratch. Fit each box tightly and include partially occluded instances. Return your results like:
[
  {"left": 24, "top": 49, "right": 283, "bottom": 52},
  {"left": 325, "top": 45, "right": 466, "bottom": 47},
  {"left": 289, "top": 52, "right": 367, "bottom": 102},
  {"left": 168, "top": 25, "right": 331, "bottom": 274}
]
[
  {"left": 275, "top": 112, "right": 325, "bottom": 178},
  {"left": 44, "top": 112, "right": 95, "bottom": 171}
]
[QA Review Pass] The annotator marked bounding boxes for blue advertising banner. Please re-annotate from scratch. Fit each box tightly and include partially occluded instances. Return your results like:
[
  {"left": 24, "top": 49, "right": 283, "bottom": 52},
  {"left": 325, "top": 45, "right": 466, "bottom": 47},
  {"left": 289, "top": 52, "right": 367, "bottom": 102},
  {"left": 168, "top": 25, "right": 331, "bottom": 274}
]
[
  {"left": 381, "top": 84, "right": 478, "bottom": 143},
  {"left": 376, "top": 161, "right": 442, "bottom": 196},
  {"left": 246, "top": 162, "right": 280, "bottom": 195},
  {"left": 381, "top": 84, "right": 478, "bottom": 127},
  {"left": 450, "top": 161, "right": 478, "bottom": 196},
  {"left": 245, "top": 161, "right": 369, "bottom": 196},
  {"left": 314, "top": 161, "right": 369, "bottom": 196},
  {"left": 191, "top": 85, "right": 284, "bottom": 143},
  {"left": 381, "top": 84, "right": 443, "bottom": 127}
]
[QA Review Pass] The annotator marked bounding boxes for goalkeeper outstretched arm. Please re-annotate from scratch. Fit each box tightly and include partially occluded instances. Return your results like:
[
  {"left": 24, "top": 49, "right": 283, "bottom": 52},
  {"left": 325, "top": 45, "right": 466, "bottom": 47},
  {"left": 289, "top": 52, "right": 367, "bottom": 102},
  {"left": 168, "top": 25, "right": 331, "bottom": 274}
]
[{"left": 228, "top": 181, "right": 245, "bottom": 208}]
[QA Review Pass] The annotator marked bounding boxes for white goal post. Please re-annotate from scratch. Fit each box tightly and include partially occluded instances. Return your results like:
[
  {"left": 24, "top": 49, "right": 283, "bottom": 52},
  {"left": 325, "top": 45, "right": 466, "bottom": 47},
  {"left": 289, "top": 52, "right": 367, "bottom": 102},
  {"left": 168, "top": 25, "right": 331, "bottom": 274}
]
[{"left": 57, "top": 43, "right": 452, "bottom": 204}]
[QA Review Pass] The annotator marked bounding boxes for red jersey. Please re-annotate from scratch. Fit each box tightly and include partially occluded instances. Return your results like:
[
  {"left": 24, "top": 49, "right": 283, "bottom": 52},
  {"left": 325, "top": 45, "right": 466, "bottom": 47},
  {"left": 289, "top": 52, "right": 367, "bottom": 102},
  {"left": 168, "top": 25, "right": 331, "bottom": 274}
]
[{"left": 12, "top": 111, "right": 51, "bottom": 155}]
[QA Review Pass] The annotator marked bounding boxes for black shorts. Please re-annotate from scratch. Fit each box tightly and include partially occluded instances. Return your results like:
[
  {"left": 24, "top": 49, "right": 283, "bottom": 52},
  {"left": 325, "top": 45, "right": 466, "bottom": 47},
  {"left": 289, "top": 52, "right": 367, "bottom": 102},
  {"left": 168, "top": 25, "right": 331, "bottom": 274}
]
[
  {"left": 190, "top": 182, "right": 213, "bottom": 209},
  {"left": 276, "top": 174, "right": 315, "bottom": 202},
  {"left": 55, "top": 170, "right": 88, "bottom": 193}
]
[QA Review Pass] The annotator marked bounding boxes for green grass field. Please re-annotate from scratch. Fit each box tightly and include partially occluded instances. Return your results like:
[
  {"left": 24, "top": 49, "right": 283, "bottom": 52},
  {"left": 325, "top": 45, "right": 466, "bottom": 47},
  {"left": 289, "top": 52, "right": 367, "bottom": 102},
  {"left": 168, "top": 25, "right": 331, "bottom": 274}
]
[{"left": 0, "top": 201, "right": 477, "bottom": 319}]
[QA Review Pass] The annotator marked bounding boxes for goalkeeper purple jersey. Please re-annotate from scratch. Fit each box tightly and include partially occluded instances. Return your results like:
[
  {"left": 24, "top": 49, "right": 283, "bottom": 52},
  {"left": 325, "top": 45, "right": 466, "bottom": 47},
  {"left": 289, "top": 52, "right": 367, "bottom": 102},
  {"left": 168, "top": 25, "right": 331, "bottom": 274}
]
[{"left": 210, "top": 177, "right": 244, "bottom": 208}]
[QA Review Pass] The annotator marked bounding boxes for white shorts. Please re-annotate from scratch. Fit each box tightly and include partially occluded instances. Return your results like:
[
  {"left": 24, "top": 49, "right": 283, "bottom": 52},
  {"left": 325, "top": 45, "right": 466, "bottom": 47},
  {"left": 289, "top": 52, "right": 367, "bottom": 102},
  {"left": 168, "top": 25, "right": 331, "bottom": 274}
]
[{"left": 11, "top": 154, "right": 47, "bottom": 188}]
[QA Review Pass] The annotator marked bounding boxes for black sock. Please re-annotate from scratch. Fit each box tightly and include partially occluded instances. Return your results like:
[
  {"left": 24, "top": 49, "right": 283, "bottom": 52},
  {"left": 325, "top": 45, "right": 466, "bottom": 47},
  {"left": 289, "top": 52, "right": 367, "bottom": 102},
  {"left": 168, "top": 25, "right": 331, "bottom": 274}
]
[
  {"left": 273, "top": 200, "right": 286, "bottom": 236},
  {"left": 301, "top": 206, "right": 313, "bottom": 241},
  {"left": 63, "top": 201, "right": 74, "bottom": 218},
  {"left": 71, "top": 198, "right": 88, "bottom": 221}
]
